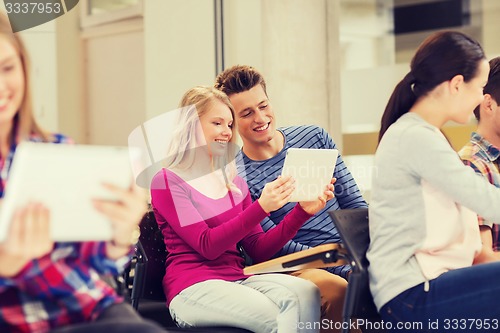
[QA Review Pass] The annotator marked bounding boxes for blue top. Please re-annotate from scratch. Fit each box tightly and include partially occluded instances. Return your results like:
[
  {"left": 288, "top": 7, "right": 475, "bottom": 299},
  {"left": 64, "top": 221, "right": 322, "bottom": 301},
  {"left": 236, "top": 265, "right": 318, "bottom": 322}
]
[{"left": 237, "top": 125, "right": 368, "bottom": 279}]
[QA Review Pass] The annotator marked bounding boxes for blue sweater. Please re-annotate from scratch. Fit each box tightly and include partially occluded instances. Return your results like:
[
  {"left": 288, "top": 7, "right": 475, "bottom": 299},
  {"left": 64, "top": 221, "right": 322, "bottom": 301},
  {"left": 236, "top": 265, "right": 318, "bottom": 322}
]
[{"left": 237, "top": 125, "right": 368, "bottom": 279}]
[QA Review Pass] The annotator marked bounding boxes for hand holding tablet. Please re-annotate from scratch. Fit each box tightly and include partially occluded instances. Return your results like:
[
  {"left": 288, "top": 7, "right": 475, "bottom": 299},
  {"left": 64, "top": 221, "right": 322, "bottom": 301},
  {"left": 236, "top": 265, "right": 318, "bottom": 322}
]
[
  {"left": 281, "top": 148, "right": 338, "bottom": 202},
  {"left": 0, "top": 142, "right": 141, "bottom": 242}
]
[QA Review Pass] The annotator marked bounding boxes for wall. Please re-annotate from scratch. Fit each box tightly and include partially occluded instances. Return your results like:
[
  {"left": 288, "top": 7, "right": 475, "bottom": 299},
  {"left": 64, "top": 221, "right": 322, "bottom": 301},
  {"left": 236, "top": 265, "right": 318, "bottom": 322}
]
[
  {"left": 7, "top": 0, "right": 500, "bottom": 152},
  {"left": 143, "top": 0, "right": 216, "bottom": 120},
  {"left": 56, "top": 6, "right": 84, "bottom": 143},
  {"left": 482, "top": 0, "right": 500, "bottom": 58},
  {"left": 223, "top": 0, "right": 263, "bottom": 71},
  {"left": 21, "top": 21, "right": 58, "bottom": 132},
  {"left": 222, "top": 0, "right": 343, "bottom": 147},
  {"left": 84, "top": 28, "right": 144, "bottom": 146},
  {"left": 341, "top": 63, "right": 408, "bottom": 135},
  {"left": 339, "top": 0, "right": 500, "bottom": 155}
]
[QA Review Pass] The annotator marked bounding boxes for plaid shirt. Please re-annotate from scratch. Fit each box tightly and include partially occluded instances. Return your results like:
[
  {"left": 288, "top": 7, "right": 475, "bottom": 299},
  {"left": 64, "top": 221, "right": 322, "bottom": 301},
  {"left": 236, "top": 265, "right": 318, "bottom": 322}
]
[
  {"left": 0, "top": 242, "right": 127, "bottom": 332},
  {"left": 0, "top": 133, "right": 128, "bottom": 332},
  {"left": 459, "top": 132, "right": 500, "bottom": 251}
]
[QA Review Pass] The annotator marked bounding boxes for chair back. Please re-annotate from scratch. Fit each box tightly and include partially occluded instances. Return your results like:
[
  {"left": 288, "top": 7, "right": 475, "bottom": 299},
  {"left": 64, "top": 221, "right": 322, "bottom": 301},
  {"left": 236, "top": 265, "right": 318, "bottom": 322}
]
[
  {"left": 137, "top": 210, "right": 168, "bottom": 301},
  {"left": 329, "top": 208, "right": 382, "bottom": 329}
]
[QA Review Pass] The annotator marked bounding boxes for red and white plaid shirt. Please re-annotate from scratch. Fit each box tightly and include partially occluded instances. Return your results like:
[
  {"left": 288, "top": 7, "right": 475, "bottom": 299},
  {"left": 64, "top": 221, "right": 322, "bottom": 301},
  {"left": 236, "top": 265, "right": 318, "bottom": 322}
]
[
  {"left": 459, "top": 132, "right": 500, "bottom": 251},
  {"left": 0, "top": 133, "right": 129, "bottom": 332},
  {"left": 0, "top": 242, "right": 126, "bottom": 332}
]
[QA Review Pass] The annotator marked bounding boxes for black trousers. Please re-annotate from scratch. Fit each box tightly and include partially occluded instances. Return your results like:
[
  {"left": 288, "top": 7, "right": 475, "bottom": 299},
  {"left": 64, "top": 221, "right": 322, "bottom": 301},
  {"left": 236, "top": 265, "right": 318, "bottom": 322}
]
[{"left": 50, "top": 302, "right": 165, "bottom": 333}]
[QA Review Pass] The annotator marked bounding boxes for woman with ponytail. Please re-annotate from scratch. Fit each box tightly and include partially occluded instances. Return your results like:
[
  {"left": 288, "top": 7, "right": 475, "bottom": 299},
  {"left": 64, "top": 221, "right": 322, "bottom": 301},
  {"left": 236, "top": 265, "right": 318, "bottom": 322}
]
[
  {"left": 150, "top": 86, "right": 334, "bottom": 332},
  {"left": 368, "top": 31, "right": 500, "bottom": 331}
]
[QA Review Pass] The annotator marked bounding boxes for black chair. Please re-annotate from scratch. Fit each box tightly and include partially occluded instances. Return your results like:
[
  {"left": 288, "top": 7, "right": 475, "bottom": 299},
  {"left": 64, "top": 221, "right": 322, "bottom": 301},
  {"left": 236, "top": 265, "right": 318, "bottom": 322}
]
[
  {"left": 130, "top": 211, "right": 253, "bottom": 333},
  {"left": 328, "top": 208, "right": 386, "bottom": 333},
  {"left": 130, "top": 211, "right": 171, "bottom": 327}
]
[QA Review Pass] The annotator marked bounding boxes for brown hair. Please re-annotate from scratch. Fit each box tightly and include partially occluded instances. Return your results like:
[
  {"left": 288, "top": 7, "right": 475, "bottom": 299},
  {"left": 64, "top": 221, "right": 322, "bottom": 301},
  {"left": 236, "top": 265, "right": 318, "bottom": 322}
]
[
  {"left": 214, "top": 65, "right": 267, "bottom": 96},
  {"left": 474, "top": 57, "right": 500, "bottom": 121},
  {"left": 379, "top": 31, "right": 486, "bottom": 142}
]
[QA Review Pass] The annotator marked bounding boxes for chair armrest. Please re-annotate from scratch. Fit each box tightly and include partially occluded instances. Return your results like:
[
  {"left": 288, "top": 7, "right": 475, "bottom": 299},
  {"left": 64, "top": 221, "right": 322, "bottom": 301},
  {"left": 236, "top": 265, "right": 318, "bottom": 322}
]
[
  {"left": 130, "top": 241, "right": 148, "bottom": 310},
  {"left": 243, "top": 243, "right": 347, "bottom": 275}
]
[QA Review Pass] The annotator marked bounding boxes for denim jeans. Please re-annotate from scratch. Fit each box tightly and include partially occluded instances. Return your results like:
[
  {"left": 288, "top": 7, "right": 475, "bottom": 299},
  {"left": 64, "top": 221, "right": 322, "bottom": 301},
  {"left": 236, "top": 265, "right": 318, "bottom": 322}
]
[
  {"left": 380, "top": 262, "right": 500, "bottom": 332},
  {"left": 169, "top": 274, "right": 321, "bottom": 333}
]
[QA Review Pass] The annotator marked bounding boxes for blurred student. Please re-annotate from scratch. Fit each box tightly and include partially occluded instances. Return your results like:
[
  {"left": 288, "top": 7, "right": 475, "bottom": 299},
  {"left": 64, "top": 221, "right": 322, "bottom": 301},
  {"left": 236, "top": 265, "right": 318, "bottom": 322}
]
[
  {"left": 0, "top": 14, "right": 164, "bottom": 333},
  {"left": 150, "top": 86, "right": 335, "bottom": 333},
  {"left": 459, "top": 56, "right": 500, "bottom": 264},
  {"left": 368, "top": 31, "right": 500, "bottom": 331},
  {"left": 215, "top": 65, "right": 367, "bottom": 332}
]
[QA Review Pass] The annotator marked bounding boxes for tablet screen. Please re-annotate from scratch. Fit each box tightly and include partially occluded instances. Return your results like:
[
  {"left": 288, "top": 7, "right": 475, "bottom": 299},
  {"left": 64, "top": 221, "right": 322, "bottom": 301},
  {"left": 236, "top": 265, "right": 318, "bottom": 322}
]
[
  {"left": 281, "top": 148, "right": 338, "bottom": 202},
  {"left": 0, "top": 142, "right": 140, "bottom": 242}
]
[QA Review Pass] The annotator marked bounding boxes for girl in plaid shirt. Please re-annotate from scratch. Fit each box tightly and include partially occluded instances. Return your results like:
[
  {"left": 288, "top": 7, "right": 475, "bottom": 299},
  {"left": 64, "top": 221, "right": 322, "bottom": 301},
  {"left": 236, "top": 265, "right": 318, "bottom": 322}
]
[{"left": 0, "top": 14, "right": 163, "bottom": 333}]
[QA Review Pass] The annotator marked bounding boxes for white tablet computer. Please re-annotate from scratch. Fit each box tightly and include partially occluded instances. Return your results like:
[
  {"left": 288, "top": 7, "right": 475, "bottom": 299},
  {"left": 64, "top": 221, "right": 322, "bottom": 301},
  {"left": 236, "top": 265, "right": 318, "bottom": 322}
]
[
  {"left": 281, "top": 148, "right": 338, "bottom": 202},
  {"left": 0, "top": 142, "right": 140, "bottom": 242}
]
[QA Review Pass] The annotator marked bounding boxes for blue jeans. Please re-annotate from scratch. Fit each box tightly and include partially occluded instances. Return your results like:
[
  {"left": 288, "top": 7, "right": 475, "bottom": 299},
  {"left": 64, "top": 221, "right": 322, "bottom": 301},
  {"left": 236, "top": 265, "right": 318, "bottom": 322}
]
[
  {"left": 380, "top": 262, "right": 500, "bottom": 332},
  {"left": 169, "top": 274, "right": 321, "bottom": 333}
]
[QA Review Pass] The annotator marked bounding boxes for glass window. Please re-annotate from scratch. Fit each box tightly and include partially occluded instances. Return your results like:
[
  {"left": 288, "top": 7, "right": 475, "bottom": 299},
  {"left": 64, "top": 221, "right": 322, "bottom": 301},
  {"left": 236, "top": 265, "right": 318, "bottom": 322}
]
[
  {"left": 340, "top": 0, "right": 500, "bottom": 154},
  {"left": 88, "top": 0, "right": 140, "bottom": 15},
  {"left": 81, "top": 0, "right": 143, "bottom": 28}
]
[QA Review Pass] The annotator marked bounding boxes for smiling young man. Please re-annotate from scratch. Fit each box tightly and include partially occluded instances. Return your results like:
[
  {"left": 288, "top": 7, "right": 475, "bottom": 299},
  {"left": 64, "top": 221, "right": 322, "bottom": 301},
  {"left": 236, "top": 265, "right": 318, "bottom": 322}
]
[
  {"left": 215, "top": 65, "right": 367, "bottom": 333},
  {"left": 459, "top": 57, "right": 500, "bottom": 263}
]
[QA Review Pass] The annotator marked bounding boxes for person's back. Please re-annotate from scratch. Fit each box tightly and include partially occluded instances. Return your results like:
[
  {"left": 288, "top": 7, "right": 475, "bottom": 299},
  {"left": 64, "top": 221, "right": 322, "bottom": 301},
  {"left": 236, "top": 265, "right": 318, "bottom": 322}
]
[
  {"left": 369, "top": 112, "right": 484, "bottom": 308},
  {"left": 368, "top": 30, "right": 500, "bottom": 332}
]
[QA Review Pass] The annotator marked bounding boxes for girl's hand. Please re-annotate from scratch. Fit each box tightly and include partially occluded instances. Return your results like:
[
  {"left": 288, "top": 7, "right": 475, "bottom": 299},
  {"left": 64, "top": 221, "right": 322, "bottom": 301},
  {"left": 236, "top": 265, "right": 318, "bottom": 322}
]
[
  {"left": 258, "top": 175, "right": 296, "bottom": 213},
  {"left": 92, "top": 183, "right": 147, "bottom": 259},
  {"left": 299, "top": 178, "right": 336, "bottom": 215},
  {"left": 0, "top": 203, "right": 53, "bottom": 277}
]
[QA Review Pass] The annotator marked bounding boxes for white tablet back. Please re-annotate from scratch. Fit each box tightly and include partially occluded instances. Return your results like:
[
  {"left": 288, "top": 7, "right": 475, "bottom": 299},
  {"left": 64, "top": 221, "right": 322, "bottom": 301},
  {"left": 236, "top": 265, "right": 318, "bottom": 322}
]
[
  {"left": 0, "top": 142, "right": 140, "bottom": 242},
  {"left": 281, "top": 148, "right": 338, "bottom": 202}
]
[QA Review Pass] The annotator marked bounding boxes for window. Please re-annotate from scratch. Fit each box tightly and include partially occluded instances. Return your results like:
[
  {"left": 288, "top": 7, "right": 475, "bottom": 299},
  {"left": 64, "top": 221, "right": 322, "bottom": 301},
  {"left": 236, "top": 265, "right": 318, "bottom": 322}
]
[{"left": 80, "top": 0, "right": 143, "bottom": 28}]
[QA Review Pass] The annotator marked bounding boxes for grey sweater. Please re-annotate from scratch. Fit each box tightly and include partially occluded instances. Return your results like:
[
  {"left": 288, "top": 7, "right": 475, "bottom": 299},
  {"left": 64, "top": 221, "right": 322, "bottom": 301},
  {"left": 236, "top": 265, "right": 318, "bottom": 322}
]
[{"left": 368, "top": 112, "right": 500, "bottom": 310}]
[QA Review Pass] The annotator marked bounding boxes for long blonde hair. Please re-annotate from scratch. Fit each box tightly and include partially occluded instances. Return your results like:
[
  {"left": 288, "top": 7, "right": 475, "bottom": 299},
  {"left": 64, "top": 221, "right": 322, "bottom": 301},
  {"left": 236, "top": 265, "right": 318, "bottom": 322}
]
[
  {"left": 0, "top": 13, "right": 50, "bottom": 147},
  {"left": 165, "top": 86, "right": 241, "bottom": 195}
]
